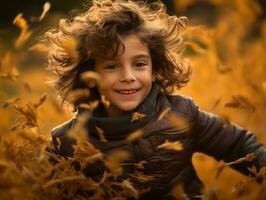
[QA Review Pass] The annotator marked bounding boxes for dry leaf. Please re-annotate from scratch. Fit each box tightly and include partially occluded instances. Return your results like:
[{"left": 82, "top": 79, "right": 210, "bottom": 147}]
[
  {"left": 185, "top": 40, "right": 206, "bottom": 54},
  {"left": 67, "top": 89, "right": 90, "bottom": 104},
  {"left": 121, "top": 179, "right": 139, "bottom": 199},
  {"left": 13, "top": 13, "right": 32, "bottom": 48},
  {"left": 42, "top": 175, "right": 85, "bottom": 189},
  {"left": 169, "top": 114, "right": 190, "bottom": 132},
  {"left": 80, "top": 71, "right": 101, "bottom": 88},
  {"left": 129, "top": 170, "right": 154, "bottom": 183},
  {"left": 225, "top": 153, "right": 256, "bottom": 166},
  {"left": 95, "top": 126, "right": 107, "bottom": 142},
  {"left": 39, "top": 2, "right": 51, "bottom": 21},
  {"left": 101, "top": 95, "right": 110, "bottom": 108},
  {"left": 224, "top": 95, "right": 256, "bottom": 112},
  {"left": 134, "top": 160, "right": 147, "bottom": 170},
  {"left": 61, "top": 36, "right": 79, "bottom": 66},
  {"left": 126, "top": 129, "right": 143, "bottom": 142},
  {"left": 55, "top": 137, "right": 61, "bottom": 150},
  {"left": 84, "top": 152, "right": 103, "bottom": 164},
  {"left": 23, "top": 82, "right": 32, "bottom": 93},
  {"left": 216, "top": 153, "right": 257, "bottom": 178},
  {"left": 170, "top": 183, "right": 189, "bottom": 200},
  {"left": 3, "top": 97, "right": 20, "bottom": 108},
  {"left": 0, "top": 52, "right": 20, "bottom": 80},
  {"left": 157, "top": 107, "right": 171, "bottom": 121},
  {"left": 157, "top": 139, "right": 183, "bottom": 152},
  {"left": 231, "top": 179, "right": 251, "bottom": 198},
  {"left": 79, "top": 100, "right": 99, "bottom": 110},
  {"left": 34, "top": 94, "right": 46, "bottom": 108},
  {"left": 105, "top": 150, "right": 129, "bottom": 177},
  {"left": 13, "top": 13, "right": 28, "bottom": 29},
  {"left": 131, "top": 112, "right": 146, "bottom": 122}
]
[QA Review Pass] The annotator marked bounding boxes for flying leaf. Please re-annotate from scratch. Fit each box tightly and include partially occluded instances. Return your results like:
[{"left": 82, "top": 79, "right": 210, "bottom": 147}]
[
  {"left": 80, "top": 71, "right": 101, "bottom": 88},
  {"left": 224, "top": 95, "right": 256, "bottom": 112},
  {"left": 157, "top": 107, "right": 171, "bottom": 121},
  {"left": 61, "top": 36, "right": 79, "bottom": 66},
  {"left": 131, "top": 112, "right": 146, "bottom": 122},
  {"left": 169, "top": 114, "right": 190, "bottom": 132},
  {"left": 134, "top": 160, "right": 147, "bottom": 170},
  {"left": 67, "top": 89, "right": 90, "bottom": 104},
  {"left": 126, "top": 129, "right": 143, "bottom": 142},
  {"left": 129, "top": 170, "right": 154, "bottom": 183},
  {"left": 170, "top": 183, "right": 189, "bottom": 200},
  {"left": 157, "top": 139, "right": 183, "bottom": 152},
  {"left": 13, "top": 13, "right": 32, "bottom": 49},
  {"left": 105, "top": 150, "right": 129, "bottom": 178},
  {"left": 95, "top": 126, "right": 107, "bottom": 142},
  {"left": 34, "top": 93, "right": 46, "bottom": 108},
  {"left": 39, "top": 2, "right": 51, "bottom": 21},
  {"left": 79, "top": 100, "right": 99, "bottom": 110},
  {"left": 101, "top": 95, "right": 110, "bottom": 108}
]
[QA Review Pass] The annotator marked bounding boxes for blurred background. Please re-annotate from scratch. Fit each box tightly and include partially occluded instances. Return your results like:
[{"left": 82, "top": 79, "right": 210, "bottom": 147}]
[{"left": 0, "top": 0, "right": 266, "bottom": 199}]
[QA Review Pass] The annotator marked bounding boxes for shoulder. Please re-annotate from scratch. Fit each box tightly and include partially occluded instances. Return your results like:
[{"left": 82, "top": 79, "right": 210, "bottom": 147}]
[
  {"left": 164, "top": 93, "right": 199, "bottom": 115},
  {"left": 51, "top": 118, "right": 76, "bottom": 138},
  {"left": 49, "top": 118, "right": 77, "bottom": 157}
]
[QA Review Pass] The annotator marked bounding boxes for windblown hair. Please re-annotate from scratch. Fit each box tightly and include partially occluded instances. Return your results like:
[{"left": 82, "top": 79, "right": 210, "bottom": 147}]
[{"left": 45, "top": 0, "right": 191, "bottom": 105}]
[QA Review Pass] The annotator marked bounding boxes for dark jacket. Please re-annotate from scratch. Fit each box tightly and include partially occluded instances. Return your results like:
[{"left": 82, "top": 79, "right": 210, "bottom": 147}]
[{"left": 49, "top": 85, "right": 266, "bottom": 200}]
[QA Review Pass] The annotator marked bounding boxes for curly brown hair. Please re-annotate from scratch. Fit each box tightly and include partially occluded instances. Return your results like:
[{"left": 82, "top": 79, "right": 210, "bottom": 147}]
[{"left": 45, "top": 0, "right": 191, "bottom": 106}]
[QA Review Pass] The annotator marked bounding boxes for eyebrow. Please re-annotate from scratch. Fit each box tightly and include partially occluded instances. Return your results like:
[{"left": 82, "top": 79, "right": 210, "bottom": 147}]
[{"left": 131, "top": 54, "right": 151, "bottom": 60}]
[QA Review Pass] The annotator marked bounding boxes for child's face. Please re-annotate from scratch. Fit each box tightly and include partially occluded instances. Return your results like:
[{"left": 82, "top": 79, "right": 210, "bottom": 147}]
[{"left": 95, "top": 34, "right": 154, "bottom": 117}]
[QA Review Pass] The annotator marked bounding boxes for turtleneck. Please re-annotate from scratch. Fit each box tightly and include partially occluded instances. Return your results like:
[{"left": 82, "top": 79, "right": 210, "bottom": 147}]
[{"left": 83, "top": 84, "right": 160, "bottom": 140}]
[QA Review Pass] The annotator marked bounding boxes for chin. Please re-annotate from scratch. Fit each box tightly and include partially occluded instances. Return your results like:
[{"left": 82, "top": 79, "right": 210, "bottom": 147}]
[{"left": 118, "top": 104, "right": 139, "bottom": 112}]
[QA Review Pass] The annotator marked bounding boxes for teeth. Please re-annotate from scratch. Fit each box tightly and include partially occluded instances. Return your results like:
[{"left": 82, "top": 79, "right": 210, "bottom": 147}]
[{"left": 117, "top": 90, "right": 137, "bottom": 94}]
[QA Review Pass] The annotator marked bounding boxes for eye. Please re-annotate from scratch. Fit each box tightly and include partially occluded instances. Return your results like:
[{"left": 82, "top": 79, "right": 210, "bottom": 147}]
[
  {"left": 135, "top": 62, "right": 147, "bottom": 67},
  {"left": 105, "top": 64, "right": 117, "bottom": 70}
]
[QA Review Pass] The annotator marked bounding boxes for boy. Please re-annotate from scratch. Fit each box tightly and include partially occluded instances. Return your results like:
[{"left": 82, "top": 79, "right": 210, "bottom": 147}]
[{"left": 45, "top": 0, "right": 266, "bottom": 199}]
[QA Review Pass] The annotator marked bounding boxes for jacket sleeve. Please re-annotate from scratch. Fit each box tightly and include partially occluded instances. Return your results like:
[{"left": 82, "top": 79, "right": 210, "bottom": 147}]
[{"left": 188, "top": 98, "right": 266, "bottom": 176}]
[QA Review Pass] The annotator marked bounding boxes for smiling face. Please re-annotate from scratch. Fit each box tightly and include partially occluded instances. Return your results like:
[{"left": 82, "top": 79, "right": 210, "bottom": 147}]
[{"left": 94, "top": 34, "right": 154, "bottom": 117}]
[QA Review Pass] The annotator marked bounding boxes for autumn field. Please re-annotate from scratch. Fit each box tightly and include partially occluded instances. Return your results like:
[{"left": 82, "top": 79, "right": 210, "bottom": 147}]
[{"left": 0, "top": 0, "right": 265, "bottom": 199}]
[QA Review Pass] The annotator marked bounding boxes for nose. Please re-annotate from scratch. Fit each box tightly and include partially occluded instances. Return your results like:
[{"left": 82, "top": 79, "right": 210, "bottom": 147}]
[{"left": 119, "top": 66, "right": 136, "bottom": 83}]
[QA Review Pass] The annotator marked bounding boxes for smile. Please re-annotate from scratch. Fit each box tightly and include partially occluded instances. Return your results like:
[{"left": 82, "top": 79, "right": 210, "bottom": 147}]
[{"left": 115, "top": 88, "right": 140, "bottom": 95}]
